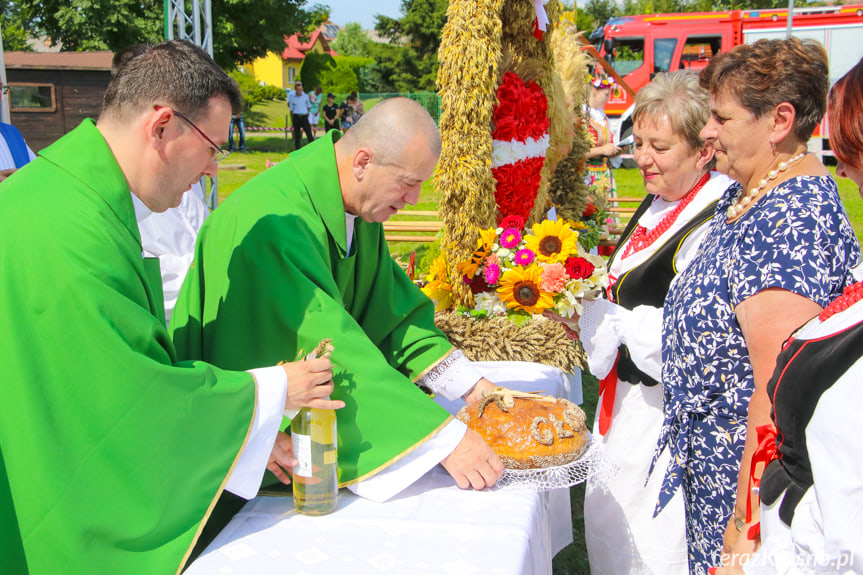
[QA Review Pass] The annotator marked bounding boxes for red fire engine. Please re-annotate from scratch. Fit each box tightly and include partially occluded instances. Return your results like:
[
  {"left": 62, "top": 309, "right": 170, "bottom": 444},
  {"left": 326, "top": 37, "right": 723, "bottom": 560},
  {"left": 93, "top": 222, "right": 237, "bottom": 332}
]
[{"left": 593, "top": 4, "right": 863, "bottom": 152}]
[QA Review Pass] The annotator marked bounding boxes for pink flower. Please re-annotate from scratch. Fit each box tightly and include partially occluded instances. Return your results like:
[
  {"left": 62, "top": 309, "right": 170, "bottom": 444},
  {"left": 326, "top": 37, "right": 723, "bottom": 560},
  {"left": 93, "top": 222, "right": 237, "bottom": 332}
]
[
  {"left": 484, "top": 263, "right": 501, "bottom": 285},
  {"left": 540, "top": 263, "right": 567, "bottom": 292},
  {"left": 499, "top": 227, "right": 522, "bottom": 248},
  {"left": 486, "top": 253, "right": 501, "bottom": 267},
  {"left": 514, "top": 249, "right": 536, "bottom": 265}
]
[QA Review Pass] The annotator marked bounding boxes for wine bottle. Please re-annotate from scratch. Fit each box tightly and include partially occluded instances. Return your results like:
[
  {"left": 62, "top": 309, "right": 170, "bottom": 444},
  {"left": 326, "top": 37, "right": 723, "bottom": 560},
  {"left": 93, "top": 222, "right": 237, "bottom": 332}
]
[{"left": 291, "top": 405, "right": 338, "bottom": 516}]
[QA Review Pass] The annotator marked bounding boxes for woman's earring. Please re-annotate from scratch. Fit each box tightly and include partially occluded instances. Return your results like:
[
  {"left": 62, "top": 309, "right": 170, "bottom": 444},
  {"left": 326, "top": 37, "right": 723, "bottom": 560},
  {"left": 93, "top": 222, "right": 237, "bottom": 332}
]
[{"left": 770, "top": 139, "right": 776, "bottom": 155}]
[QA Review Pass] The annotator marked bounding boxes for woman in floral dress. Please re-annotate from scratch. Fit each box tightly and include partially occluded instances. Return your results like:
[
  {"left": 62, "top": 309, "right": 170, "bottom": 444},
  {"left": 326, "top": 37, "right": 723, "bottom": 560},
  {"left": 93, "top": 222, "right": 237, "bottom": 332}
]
[
  {"left": 715, "top": 56, "right": 863, "bottom": 575},
  {"left": 654, "top": 38, "right": 861, "bottom": 574}
]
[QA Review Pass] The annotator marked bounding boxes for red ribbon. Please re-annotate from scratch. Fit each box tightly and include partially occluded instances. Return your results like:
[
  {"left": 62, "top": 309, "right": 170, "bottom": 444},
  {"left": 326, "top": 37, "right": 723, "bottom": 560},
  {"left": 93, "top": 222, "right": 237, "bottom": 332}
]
[
  {"left": 745, "top": 424, "right": 779, "bottom": 541},
  {"left": 533, "top": 18, "right": 544, "bottom": 40},
  {"left": 598, "top": 355, "right": 619, "bottom": 435}
]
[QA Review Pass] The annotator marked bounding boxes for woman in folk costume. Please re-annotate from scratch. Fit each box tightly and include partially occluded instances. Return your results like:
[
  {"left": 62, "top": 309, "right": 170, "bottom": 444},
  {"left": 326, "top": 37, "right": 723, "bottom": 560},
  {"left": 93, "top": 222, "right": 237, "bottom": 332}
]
[
  {"left": 584, "top": 68, "right": 622, "bottom": 211},
  {"left": 713, "top": 56, "right": 863, "bottom": 575},
  {"left": 555, "top": 70, "right": 734, "bottom": 574}
]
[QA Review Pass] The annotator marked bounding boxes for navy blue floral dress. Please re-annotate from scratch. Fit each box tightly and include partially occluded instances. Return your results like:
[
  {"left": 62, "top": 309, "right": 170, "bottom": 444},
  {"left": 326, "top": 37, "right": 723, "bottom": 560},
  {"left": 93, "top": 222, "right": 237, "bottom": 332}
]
[{"left": 653, "top": 175, "right": 860, "bottom": 574}]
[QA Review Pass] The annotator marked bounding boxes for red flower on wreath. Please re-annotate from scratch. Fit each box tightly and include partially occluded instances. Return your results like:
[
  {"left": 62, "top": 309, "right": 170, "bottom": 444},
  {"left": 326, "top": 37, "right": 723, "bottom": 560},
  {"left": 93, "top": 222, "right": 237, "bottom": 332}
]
[
  {"left": 582, "top": 203, "right": 597, "bottom": 218},
  {"left": 492, "top": 71, "right": 550, "bottom": 223},
  {"left": 565, "top": 256, "right": 595, "bottom": 280}
]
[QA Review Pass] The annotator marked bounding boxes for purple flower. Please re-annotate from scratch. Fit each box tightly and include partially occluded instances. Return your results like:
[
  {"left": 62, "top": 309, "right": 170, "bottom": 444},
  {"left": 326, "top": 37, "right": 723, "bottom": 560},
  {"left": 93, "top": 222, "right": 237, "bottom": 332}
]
[
  {"left": 484, "top": 263, "right": 501, "bottom": 285},
  {"left": 514, "top": 249, "right": 536, "bottom": 265},
  {"left": 499, "top": 227, "right": 522, "bottom": 249}
]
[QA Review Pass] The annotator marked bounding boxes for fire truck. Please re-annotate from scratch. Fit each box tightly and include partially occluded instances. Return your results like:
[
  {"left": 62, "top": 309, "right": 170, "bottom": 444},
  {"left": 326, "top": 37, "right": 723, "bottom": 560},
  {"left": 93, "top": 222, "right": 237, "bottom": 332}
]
[{"left": 592, "top": 4, "right": 863, "bottom": 155}]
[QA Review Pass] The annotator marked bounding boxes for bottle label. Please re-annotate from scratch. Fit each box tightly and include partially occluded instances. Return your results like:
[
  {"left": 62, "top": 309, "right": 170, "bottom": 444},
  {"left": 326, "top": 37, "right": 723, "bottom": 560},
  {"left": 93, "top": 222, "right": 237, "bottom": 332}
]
[{"left": 292, "top": 432, "right": 312, "bottom": 478}]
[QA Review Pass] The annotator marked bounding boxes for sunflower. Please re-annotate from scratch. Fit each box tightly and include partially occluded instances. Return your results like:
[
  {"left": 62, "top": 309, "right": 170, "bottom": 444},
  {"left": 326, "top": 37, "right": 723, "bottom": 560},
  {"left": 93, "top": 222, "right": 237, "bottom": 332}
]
[
  {"left": 497, "top": 264, "right": 555, "bottom": 314},
  {"left": 523, "top": 219, "right": 579, "bottom": 264},
  {"left": 456, "top": 227, "right": 497, "bottom": 278}
]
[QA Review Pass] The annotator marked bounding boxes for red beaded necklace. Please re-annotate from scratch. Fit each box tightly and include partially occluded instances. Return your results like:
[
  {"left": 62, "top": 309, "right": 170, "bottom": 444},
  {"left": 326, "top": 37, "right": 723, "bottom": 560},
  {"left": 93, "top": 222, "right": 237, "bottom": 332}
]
[
  {"left": 819, "top": 281, "right": 863, "bottom": 321},
  {"left": 621, "top": 172, "right": 710, "bottom": 260}
]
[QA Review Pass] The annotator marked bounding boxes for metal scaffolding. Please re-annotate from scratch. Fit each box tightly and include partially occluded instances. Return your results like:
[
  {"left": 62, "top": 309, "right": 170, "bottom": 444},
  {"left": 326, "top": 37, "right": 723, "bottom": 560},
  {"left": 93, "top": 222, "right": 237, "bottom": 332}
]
[{"left": 164, "top": 0, "right": 219, "bottom": 209}]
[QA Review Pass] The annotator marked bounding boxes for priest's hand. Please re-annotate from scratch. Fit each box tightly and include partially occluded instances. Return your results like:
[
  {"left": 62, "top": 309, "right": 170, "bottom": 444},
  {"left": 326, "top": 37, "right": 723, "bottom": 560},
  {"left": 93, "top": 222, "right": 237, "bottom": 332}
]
[
  {"left": 267, "top": 431, "right": 296, "bottom": 485},
  {"left": 0, "top": 168, "right": 16, "bottom": 183},
  {"left": 463, "top": 377, "right": 496, "bottom": 405},
  {"left": 281, "top": 358, "right": 344, "bottom": 410},
  {"left": 441, "top": 429, "right": 504, "bottom": 490}
]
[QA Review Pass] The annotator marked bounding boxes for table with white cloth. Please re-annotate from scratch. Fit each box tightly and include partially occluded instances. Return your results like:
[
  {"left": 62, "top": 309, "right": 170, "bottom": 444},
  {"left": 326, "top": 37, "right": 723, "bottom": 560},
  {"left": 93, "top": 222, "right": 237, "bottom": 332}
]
[{"left": 185, "top": 362, "right": 579, "bottom": 575}]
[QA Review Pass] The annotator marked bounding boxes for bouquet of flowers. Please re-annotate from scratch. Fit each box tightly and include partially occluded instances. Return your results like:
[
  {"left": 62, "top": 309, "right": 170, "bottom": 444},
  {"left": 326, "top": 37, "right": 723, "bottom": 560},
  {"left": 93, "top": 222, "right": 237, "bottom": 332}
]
[{"left": 440, "top": 216, "right": 607, "bottom": 324}]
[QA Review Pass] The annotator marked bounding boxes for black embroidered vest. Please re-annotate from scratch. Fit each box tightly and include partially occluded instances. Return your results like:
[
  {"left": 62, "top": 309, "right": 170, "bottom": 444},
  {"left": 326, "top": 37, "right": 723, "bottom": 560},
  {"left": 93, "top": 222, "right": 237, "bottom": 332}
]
[
  {"left": 607, "top": 195, "right": 718, "bottom": 386},
  {"left": 760, "top": 316, "right": 863, "bottom": 526}
]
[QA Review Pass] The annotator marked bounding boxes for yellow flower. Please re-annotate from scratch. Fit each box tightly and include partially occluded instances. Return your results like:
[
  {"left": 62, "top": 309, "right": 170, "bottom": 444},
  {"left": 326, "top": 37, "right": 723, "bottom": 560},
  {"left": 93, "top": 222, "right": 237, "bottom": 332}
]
[
  {"left": 425, "top": 255, "right": 449, "bottom": 283},
  {"left": 456, "top": 227, "right": 497, "bottom": 278},
  {"left": 523, "top": 219, "right": 579, "bottom": 264},
  {"left": 496, "top": 265, "right": 555, "bottom": 314},
  {"left": 479, "top": 227, "right": 497, "bottom": 250},
  {"left": 422, "top": 282, "right": 454, "bottom": 312}
]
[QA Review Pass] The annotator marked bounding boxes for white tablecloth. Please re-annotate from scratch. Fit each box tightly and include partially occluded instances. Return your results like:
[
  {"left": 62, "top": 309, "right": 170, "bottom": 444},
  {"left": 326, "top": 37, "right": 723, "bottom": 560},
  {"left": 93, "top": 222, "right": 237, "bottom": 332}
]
[
  {"left": 186, "top": 362, "right": 578, "bottom": 574},
  {"left": 186, "top": 465, "right": 566, "bottom": 575}
]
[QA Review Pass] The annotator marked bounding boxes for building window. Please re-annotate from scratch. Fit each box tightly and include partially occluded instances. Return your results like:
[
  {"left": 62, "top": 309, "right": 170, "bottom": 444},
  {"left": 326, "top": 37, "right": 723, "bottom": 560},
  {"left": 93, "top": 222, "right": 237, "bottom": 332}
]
[{"left": 9, "top": 83, "right": 56, "bottom": 112}]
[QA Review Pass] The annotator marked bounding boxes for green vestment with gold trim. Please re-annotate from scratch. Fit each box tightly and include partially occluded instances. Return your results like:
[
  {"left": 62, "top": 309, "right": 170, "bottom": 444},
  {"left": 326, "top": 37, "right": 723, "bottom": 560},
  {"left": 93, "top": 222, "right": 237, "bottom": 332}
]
[
  {"left": 170, "top": 131, "right": 453, "bottom": 486},
  {"left": 0, "top": 120, "right": 256, "bottom": 574}
]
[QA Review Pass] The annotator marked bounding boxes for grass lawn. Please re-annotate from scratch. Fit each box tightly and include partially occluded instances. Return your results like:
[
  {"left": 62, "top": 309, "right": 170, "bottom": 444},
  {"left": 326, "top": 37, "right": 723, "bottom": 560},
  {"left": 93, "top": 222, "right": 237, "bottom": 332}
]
[{"left": 214, "top": 145, "right": 862, "bottom": 574}]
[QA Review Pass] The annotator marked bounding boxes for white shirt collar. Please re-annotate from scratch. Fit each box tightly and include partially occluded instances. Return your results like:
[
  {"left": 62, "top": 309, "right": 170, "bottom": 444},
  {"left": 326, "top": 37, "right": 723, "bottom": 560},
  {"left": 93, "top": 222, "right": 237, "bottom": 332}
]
[{"left": 345, "top": 213, "right": 357, "bottom": 255}]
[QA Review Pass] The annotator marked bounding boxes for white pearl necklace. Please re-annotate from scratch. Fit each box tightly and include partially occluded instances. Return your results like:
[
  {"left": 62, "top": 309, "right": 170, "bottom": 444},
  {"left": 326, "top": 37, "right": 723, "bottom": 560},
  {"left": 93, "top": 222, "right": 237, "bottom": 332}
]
[{"left": 726, "top": 152, "right": 807, "bottom": 219}]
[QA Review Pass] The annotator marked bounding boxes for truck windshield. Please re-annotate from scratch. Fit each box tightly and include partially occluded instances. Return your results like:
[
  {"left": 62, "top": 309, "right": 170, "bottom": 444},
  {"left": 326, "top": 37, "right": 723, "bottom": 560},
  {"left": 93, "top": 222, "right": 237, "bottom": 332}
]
[{"left": 609, "top": 37, "right": 645, "bottom": 76}]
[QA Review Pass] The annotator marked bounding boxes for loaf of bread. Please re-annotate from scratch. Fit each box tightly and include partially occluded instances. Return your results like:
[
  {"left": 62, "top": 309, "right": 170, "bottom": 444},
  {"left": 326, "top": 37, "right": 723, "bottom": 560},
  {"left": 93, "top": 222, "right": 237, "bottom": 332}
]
[{"left": 456, "top": 387, "right": 588, "bottom": 469}]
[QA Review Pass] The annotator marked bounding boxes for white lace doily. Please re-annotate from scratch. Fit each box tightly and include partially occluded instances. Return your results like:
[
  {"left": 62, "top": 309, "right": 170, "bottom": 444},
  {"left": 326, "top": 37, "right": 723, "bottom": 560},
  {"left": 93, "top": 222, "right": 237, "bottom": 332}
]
[{"left": 495, "top": 434, "right": 617, "bottom": 492}]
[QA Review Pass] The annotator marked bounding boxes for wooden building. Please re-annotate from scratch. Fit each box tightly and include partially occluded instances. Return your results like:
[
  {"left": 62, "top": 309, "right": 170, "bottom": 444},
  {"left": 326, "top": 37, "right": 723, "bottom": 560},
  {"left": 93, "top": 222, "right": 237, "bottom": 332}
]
[{"left": 4, "top": 51, "right": 113, "bottom": 152}]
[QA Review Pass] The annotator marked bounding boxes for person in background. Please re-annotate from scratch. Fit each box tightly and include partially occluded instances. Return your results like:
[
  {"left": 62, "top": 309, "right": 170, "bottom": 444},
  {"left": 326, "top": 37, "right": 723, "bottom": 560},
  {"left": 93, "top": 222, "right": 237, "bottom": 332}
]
[
  {"left": 584, "top": 68, "right": 622, "bottom": 214},
  {"left": 655, "top": 37, "right": 860, "bottom": 574},
  {"left": 339, "top": 93, "right": 358, "bottom": 131},
  {"left": 308, "top": 86, "right": 323, "bottom": 136},
  {"left": 229, "top": 111, "right": 245, "bottom": 152},
  {"left": 572, "top": 71, "right": 734, "bottom": 575},
  {"left": 322, "top": 92, "right": 341, "bottom": 132},
  {"left": 349, "top": 90, "right": 365, "bottom": 118},
  {"left": 287, "top": 80, "right": 314, "bottom": 149},
  {"left": 0, "top": 40, "right": 340, "bottom": 573},
  {"left": 0, "top": 121, "right": 36, "bottom": 182},
  {"left": 712, "top": 55, "right": 863, "bottom": 575}
]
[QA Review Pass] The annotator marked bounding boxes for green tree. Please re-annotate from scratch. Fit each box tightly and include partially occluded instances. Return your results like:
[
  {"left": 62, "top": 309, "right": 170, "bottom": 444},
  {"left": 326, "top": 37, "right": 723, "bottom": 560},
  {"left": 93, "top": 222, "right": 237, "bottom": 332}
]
[
  {"left": 330, "top": 22, "right": 370, "bottom": 57},
  {"left": 15, "top": 0, "right": 328, "bottom": 69},
  {"left": 584, "top": 0, "right": 620, "bottom": 28},
  {"left": 1, "top": 1, "right": 33, "bottom": 51},
  {"left": 319, "top": 61, "right": 359, "bottom": 93},
  {"left": 373, "top": 0, "right": 448, "bottom": 91}
]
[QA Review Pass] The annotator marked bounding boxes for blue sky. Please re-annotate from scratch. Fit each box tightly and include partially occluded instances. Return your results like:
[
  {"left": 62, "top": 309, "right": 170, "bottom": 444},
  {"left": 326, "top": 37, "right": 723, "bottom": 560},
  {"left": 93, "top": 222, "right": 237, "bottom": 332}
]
[{"left": 319, "top": 0, "right": 404, "bottom": 30}]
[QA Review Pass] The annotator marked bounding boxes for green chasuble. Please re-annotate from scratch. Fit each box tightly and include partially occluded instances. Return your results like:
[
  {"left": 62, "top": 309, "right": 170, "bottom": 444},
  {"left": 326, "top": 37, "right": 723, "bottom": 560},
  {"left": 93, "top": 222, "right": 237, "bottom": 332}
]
[
  {"left": 171, "top": 131, "right": 453, "bottom": 486},
  {"left": 0, "top": 120, "right": 257, "bottom": 574}
]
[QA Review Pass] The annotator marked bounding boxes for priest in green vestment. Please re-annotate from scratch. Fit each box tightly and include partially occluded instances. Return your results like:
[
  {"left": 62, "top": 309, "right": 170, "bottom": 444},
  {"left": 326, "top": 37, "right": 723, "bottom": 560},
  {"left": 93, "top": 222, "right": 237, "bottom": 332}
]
[
  {"left": 0, "top": 41, "right": 339, "bottom": 575},
  {"left": 171, "top": 98, "right": 504, "bottom": 502}
]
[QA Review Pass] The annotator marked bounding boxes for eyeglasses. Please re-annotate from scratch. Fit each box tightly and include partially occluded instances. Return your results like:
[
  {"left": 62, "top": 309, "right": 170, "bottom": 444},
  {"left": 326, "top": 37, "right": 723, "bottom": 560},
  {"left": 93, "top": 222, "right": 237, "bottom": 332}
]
[{"left": 173, "top": 109, "right": 230, "bottom": 164}]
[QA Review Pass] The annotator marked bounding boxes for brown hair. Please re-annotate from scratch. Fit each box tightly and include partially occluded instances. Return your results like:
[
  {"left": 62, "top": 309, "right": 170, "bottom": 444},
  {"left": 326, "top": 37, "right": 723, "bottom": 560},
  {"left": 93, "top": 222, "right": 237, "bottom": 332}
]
[
  {"left": 829, "top": 57, "right": 863, "bottom": 171},
  {"left": 699, "top": 37, "right": 828, "bottom": 142},
  {"left": 102, "top": 40, "right": 242, "bottom": 122}
]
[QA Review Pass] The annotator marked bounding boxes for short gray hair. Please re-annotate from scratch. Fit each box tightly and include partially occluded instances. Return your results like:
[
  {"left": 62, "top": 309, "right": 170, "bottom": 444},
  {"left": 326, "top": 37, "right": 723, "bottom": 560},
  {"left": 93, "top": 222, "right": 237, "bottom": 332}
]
[{"left": 631, "top": 70, "right": 709, "bottom": 152}]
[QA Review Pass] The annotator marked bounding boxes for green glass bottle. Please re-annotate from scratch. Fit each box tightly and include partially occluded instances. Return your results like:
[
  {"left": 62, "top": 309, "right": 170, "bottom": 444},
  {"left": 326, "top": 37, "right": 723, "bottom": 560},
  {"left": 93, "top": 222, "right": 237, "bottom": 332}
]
[{"left": 291, "top": 406, "right": 338, "bottom": 516}]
